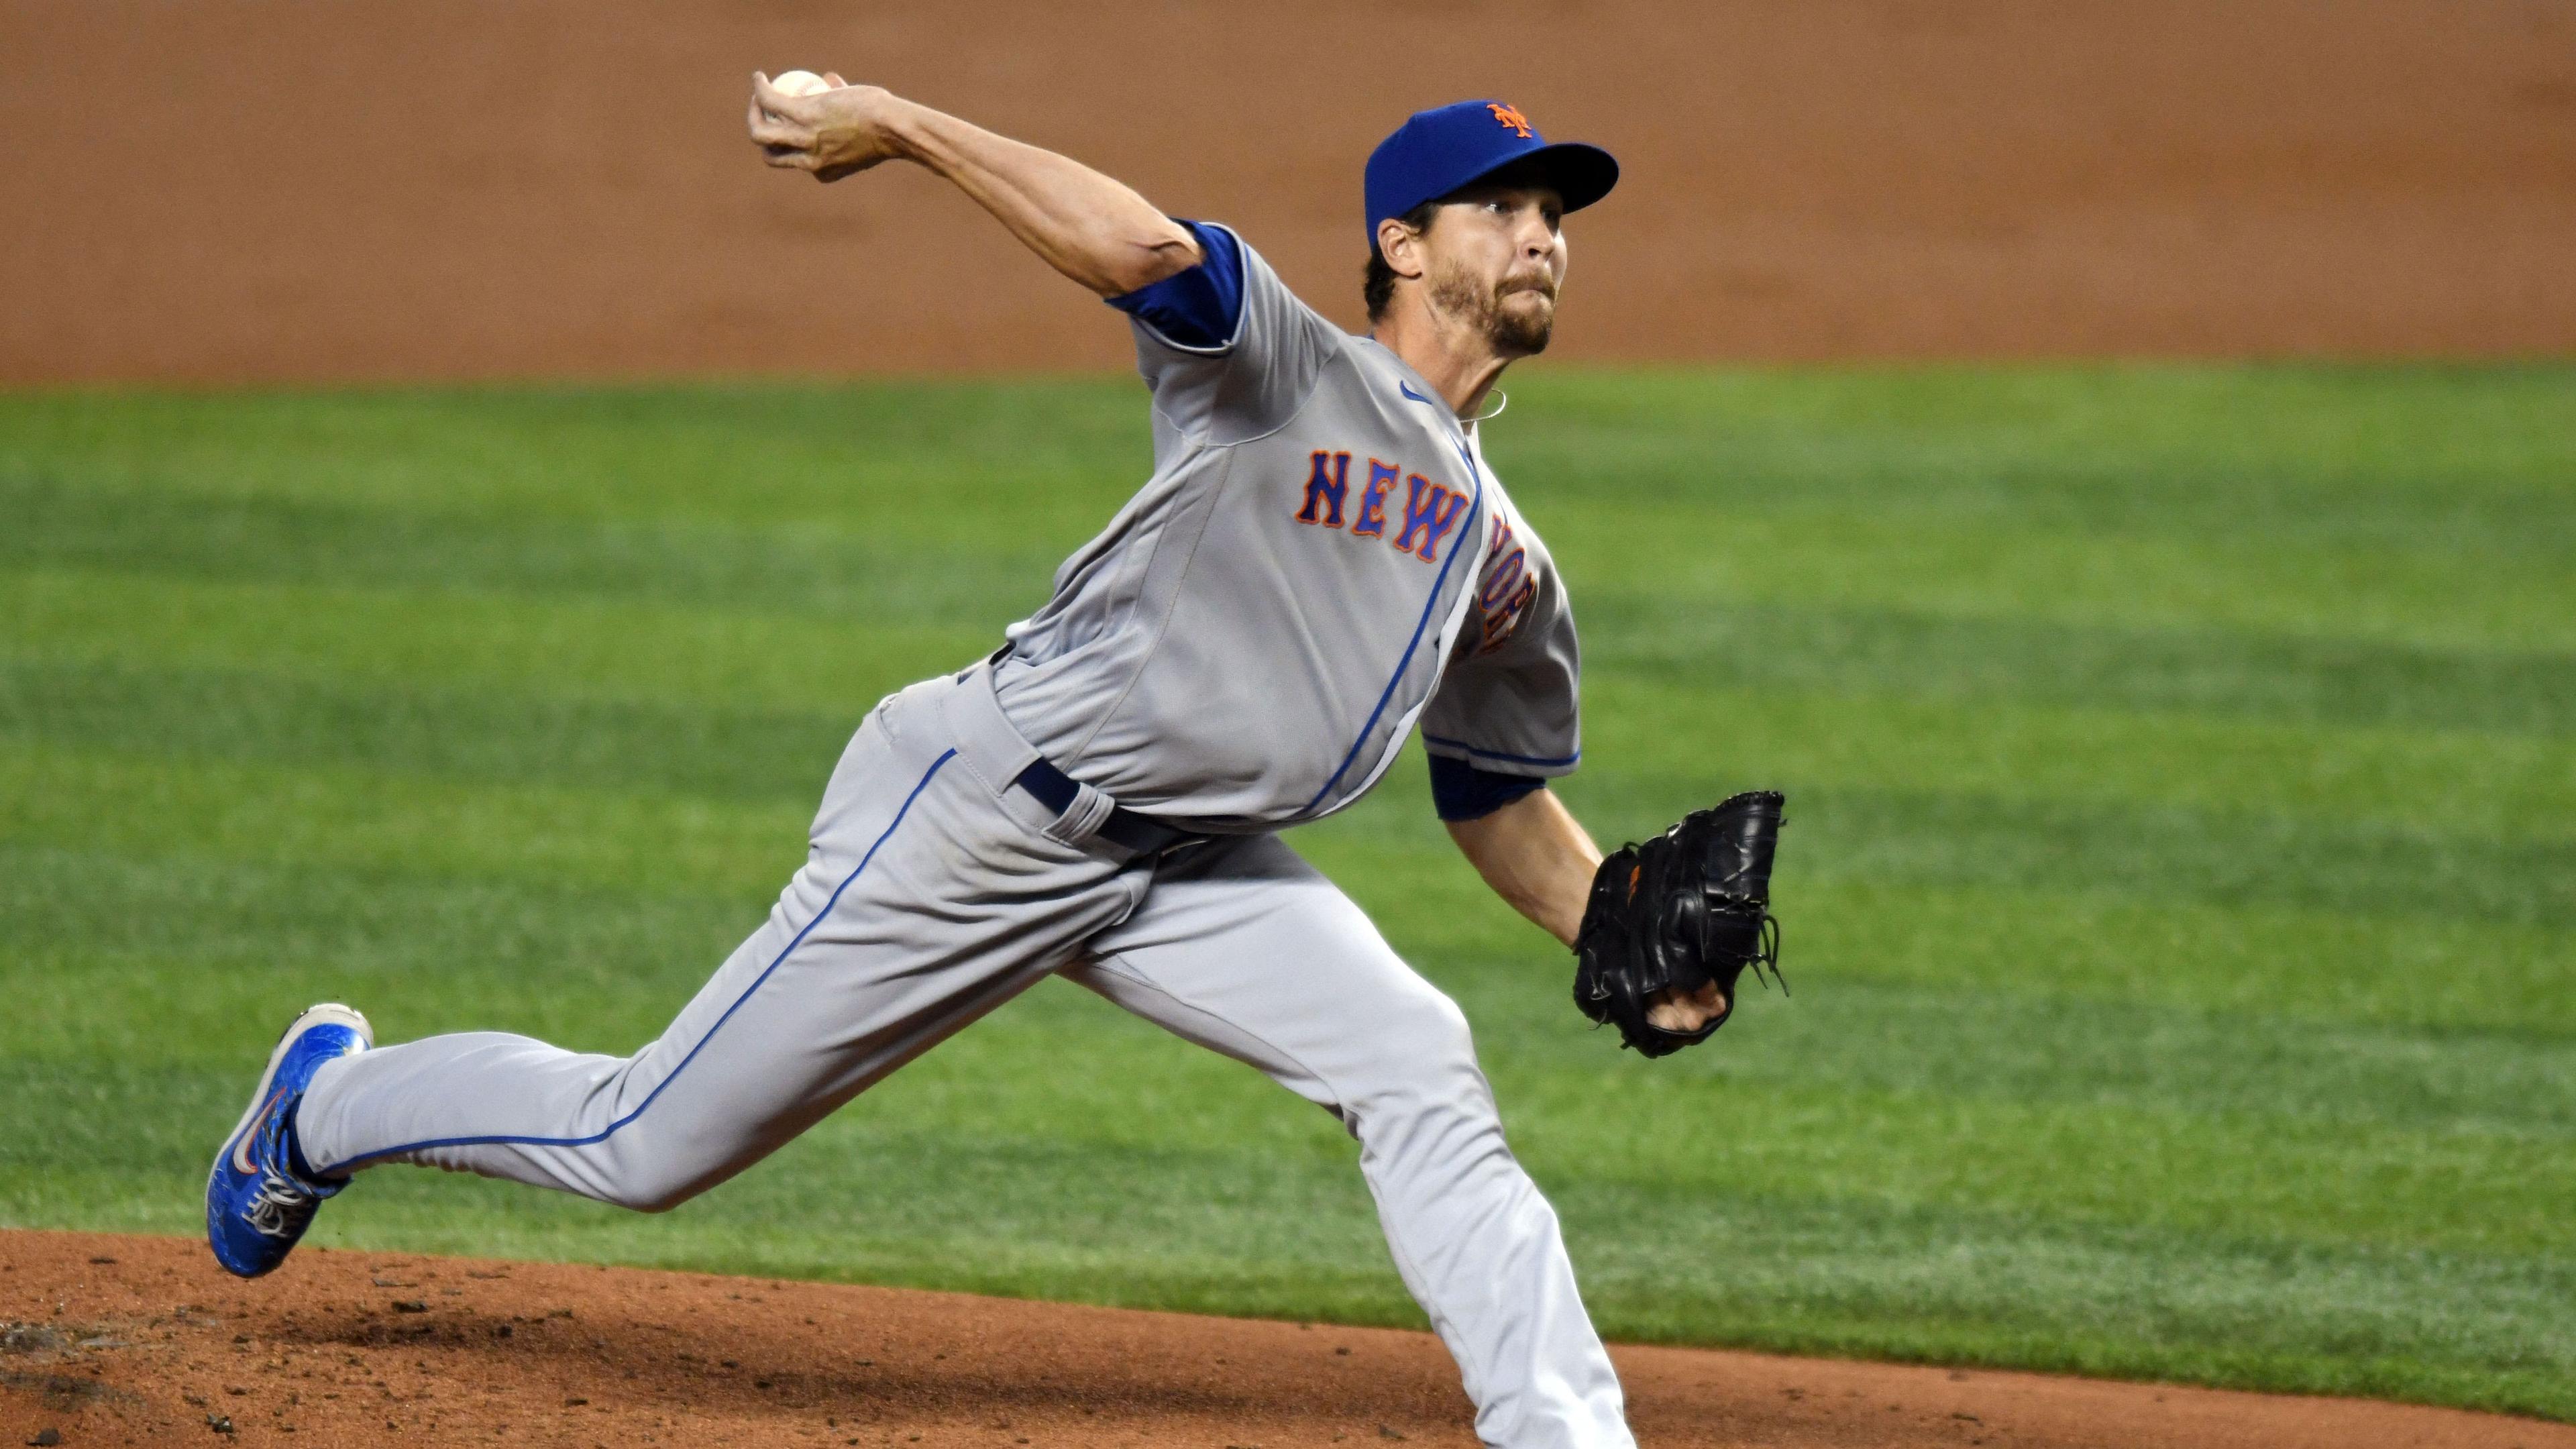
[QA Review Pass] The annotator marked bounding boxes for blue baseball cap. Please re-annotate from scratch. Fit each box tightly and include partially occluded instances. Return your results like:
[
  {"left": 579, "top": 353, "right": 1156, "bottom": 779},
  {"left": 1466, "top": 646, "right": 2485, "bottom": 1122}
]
[{"left": 1364, "top": 100, "right": 1619, "bottom": 256}]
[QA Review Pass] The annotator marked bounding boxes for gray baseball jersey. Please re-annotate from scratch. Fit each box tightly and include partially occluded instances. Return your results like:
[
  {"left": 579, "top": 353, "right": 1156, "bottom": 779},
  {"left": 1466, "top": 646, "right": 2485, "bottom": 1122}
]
[{"left": 992, "top": 225, "right": 1580, "bottom": 827}]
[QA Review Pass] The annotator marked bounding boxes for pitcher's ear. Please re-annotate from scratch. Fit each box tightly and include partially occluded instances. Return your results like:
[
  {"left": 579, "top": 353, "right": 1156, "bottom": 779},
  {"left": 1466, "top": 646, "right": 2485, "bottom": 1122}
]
[{"left": 1377, "top": 216, "right": 1429, "bottom": 281}]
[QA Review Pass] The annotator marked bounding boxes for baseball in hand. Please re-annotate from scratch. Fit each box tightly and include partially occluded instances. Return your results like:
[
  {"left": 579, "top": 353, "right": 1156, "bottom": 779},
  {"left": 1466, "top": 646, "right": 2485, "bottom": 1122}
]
[{"left": 769, "top": 70, "right": 835, "bottom": 97}]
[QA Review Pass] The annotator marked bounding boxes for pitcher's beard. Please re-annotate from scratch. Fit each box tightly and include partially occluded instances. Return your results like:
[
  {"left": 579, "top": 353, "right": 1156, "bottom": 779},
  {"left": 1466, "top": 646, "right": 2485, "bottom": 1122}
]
[{"left": 1430, "top": 266, "right": 1556, "bottom": 356}]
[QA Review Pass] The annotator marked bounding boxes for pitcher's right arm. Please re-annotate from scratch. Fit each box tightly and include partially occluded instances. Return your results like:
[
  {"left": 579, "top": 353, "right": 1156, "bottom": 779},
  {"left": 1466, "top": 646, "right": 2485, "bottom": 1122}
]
[{"left": 747, "top": 74, "right": 1201, "bottom": 299}]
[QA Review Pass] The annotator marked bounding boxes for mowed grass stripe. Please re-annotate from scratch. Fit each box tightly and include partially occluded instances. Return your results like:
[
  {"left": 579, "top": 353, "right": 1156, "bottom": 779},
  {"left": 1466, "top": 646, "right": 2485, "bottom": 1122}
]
[
  {"left": 1, "top": 567, "right": 987, "bottom": 712},
  {"left": 9, "top": 656, "right": 2570, "bottom": 841},
  {"left": 1556, "top": 504, "right": 2576, "bottom": 654},
  {"left": 1507, "top": 367, "right": 2576, "bottom": 653},
  {"left": 1554, "top": 1183, "right": 2576, "bottom": 1419},
  {"left": 0, "top": 382, "right": 1155, "bottom": 527},
  {"left": 13, "top": 366, "right": 2576, "bottom": 651},
  {"left": 1507, "top": 366, "right": 2576, "bottom": 527},
  {"left": 1765, "top": 879, "right": 2571, "bottom": 1034},
  {"left": 14, "top": 367, "right": 2572, "bottom": 543},
  {"left": 15, "top": 471, "right": 2576, "bottom": 738},
  {"left": 0, "top": 845, "right": 755, "bottom": 1056},
  {"left": 17, "top": 825, "right": 2573, "bottom": 1056},
  {"left": 0, "top": 470, "right": 1065, "bottom": 627},
  {"left": 1303, "top": 823, "right": 2576, "bottom": 1034},
  {"left": 1502, "top": 1075, "right": 2573, "bottom": 1255},
  {"left": 5, "top": 847, "right": 2567, "bottom": 1263},
  {"left": 0, "top": 659, "right": 858, "bottom": 803},
  {"left": 27, "top": 638, "right": 2560, "bottom": 1036},
  {"left": 1582, "top": 598, "right": 2576, "bottom": 737},
  {"left": 15, "top": 845, "right": 2568, "bottom": 1143},
  {"left": 15, "top": 369, "right": 2569, "bottom": 533},
  {"left": 5, "top": 973, "right": 2569, "bottom": 1262},
  {"left": 1600, "top": 981, "right": 2576, "bottom": 1136},
  {"left": 0, "top": 745, "right": 809, "bottom": 900},
  {"left": 10, "top": 733, "right": 2569, "bottom": 931},
  {"left": 1585, "top": 677, "right": 2576, "bottom": 837},
  {"left": 1782, "top": 786, "right": 2575, "bottom": 928}
]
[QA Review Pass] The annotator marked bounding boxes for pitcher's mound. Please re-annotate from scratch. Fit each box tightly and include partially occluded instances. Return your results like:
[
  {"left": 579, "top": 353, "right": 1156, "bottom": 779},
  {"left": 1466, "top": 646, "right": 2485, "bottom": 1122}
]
[{"left": 1, "top": 1230, "right": 2563, "bottom": 1448}]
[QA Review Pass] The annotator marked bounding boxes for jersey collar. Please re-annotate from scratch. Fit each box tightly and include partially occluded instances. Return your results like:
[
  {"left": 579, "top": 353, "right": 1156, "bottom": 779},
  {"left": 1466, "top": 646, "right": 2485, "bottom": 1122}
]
[{"left": 1358, "top": 337, "right": 1472, "bottom": 437}]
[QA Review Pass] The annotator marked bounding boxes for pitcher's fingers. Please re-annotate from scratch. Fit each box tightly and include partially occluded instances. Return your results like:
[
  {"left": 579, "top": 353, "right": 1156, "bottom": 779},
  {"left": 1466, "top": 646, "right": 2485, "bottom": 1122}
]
[
  {"left": 749, "top": 115, "right": 815, "bottom": 148},
  {"left": 749, "top": 70, "right": 804, "bottom": 121},
  {"left": 745, "top": 89, "right": 810, "bottom": 137},
  {"left": 756, "top": 70, "right": 826, "bottom": 119},
  {"left": 822, "top": 72, "right": 847, "bottom": 87}
]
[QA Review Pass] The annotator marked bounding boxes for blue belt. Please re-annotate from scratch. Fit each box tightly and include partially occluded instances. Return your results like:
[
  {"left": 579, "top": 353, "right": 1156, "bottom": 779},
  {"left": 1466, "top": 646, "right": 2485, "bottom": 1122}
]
[{"left": 1010, "top": 757, "right": 1204, "bottom": 856}]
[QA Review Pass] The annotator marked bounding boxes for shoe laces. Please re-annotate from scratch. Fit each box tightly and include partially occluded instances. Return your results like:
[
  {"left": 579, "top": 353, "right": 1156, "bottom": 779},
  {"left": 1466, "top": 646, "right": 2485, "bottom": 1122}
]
[
  {"left": 242, "top": 1173, "right": 319, "bottom": 1239},
  {"left": 239, "top": 1097, "right": 335, "bottom": 1239}
]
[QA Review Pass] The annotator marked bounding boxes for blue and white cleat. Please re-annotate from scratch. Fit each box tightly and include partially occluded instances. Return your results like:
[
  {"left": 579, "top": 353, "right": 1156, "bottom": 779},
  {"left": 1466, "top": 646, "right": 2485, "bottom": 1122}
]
[{"left": 205, "top": 1003, "right": 372, "bottom": 1278}]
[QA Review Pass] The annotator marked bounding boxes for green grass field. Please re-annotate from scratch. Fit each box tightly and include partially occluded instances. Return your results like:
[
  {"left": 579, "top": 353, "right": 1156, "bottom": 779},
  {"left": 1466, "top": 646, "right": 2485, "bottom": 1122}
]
[{"left": 2, "top": 368, "right": 2570, "bottom": 1419}]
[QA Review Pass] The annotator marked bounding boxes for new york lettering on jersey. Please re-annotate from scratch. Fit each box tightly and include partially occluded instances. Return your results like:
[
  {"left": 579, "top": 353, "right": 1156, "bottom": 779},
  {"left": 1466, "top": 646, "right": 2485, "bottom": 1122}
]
[
  {"left": 1295, "top": 450, "right": 1474, "bottom": 564},
  {"left": 1469, "top": 513, "right": 1539, "bottom": 652}
]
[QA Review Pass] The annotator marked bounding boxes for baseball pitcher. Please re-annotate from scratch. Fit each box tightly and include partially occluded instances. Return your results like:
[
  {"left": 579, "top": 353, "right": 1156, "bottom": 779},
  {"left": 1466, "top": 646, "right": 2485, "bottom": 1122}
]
[{"left": 205, "top": 80, "right": 1786, "bottom": 1449}]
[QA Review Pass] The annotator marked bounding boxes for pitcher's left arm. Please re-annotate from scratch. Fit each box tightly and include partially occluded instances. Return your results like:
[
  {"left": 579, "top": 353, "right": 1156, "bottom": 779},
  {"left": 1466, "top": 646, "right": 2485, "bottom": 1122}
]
[{"left": 1446, "top": 788, "right": 1729, "bottom": 1034}]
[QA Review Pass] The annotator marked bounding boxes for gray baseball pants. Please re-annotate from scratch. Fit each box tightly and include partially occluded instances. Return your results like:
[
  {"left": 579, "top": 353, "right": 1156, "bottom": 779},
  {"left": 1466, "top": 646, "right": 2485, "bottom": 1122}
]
[{"left": 294, "top": 664, "right": 1631, "bottom": 1449}]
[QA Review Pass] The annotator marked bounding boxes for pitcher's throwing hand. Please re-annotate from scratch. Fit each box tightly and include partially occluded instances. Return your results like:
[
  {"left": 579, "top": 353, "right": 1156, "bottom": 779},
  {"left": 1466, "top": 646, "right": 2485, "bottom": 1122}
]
[{"left": 749, "top": 70, "right": 907, "bottom": 181}]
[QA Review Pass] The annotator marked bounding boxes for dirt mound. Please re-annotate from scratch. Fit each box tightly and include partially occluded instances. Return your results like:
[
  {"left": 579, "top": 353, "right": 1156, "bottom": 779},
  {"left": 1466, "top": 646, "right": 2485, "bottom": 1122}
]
[
  {"left": 1, "top": 1232, "right": 2563, "bottom": 1449},
  {"left": 3, "top": 0, "right": 2572, "bottom": 384}
]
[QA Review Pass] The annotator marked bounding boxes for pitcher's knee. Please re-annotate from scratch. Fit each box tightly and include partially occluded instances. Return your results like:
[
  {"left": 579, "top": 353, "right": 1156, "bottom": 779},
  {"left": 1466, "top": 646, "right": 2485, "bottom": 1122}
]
[
  {"left": 1402, "top": 989, "right": 1480, "bottom": 1074},
  {"left": 580, "top": 1141, "right": 733, "bottom": 1214},
  {"left": 604, "top": 1176, "right": 701, "bottom": 1215},
  {"left": 1348, "top": 987, "right": 1491, "bottom": 1118}
]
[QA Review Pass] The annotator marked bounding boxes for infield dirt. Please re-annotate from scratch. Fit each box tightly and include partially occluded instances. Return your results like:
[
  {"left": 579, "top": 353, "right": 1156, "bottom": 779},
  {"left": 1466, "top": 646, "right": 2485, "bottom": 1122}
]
[
  {"left": 3, "top": 1232, "right": 2568, "bottom": 1449},
  {"left": 5, "top": 0, "right": 2573, "bottom": 382}
]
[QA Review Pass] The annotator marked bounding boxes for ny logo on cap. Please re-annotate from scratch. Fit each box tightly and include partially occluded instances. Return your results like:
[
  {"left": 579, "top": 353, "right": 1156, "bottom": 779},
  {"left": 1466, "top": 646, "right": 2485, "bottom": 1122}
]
[{"left": 1486, "top": 102, "right": 1534, "bottom": 138}]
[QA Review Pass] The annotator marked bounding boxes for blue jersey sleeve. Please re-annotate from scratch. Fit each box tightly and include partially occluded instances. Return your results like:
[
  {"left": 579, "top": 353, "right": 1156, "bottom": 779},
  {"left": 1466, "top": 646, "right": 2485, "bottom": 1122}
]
[
  {"left": 1106, "top": 219, "right": 1245, "bottom": 352},
  {"left": 1427, "top": 752, "right": 1547, "bottom": 822}
]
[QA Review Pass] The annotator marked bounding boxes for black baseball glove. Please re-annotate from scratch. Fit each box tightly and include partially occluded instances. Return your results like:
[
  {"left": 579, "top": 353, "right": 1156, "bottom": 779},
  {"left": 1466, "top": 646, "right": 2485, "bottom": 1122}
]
[{"left": 1572, "top": 790, "right": 1786, "bottom": 1057}]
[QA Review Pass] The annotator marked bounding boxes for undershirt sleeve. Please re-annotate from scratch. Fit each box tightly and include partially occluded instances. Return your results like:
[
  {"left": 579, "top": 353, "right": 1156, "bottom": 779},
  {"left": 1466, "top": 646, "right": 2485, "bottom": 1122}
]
[
  {"left": 1427, "top": 753, "right": 1548, "bottom": 822},
  {"left": 1105, "top": 220, "right": 1244, "bottom": 352}
]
